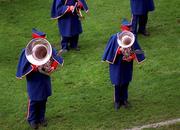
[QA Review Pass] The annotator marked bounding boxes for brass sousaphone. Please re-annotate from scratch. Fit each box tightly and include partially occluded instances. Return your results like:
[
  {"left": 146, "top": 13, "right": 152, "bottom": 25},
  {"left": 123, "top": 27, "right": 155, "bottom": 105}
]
[
  {"left": 117, "top": 30, "right": 135, "bottom": 48},
  {"left": 25, "top": 38, "right": 52, "bottom": 66}
]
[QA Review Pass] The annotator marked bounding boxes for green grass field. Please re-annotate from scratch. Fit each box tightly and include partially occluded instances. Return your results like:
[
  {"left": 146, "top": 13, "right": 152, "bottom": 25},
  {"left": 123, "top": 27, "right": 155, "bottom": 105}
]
[{"left": 0, "top": 0, "right": 180, "bottom": 129}]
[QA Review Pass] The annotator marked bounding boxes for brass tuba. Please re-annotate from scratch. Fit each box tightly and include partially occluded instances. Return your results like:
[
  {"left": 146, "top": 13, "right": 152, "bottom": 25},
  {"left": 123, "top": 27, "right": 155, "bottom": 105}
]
[
  {"left": 25, "top": 38, "right": 52, "bottom": 66},
  {"left": 117, "top": 30, "right": 135, "bottom": 48}
]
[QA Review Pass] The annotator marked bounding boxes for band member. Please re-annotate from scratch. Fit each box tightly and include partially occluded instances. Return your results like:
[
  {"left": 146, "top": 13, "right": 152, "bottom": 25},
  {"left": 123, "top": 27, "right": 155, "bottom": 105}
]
[
  {"left": 130, "top": 0, "right": 155, "bottom": 36},
  {"left": 16, "top": 29, "right": 64, "bottom": 129},
  {"left": 51, "top": 0, "right": 89, "bottom": 53},
  {"left": 102, "top": 20, "right": 145, "bottom": 111}
]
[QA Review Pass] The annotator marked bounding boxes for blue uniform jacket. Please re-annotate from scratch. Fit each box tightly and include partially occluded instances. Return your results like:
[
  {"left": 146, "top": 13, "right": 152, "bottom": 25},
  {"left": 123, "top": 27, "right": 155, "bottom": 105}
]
[
  {"left": 51, "top": 0, "right": 88, "bottom": 37},
  {"left": 16, "top": 48, "right": 64, "bottom": 101},
  {"left": 130, "top": 0, "right": 155, "bottom": 15},
  {"left": 102, "top": 33, "right": 145, "bottom": 85}
]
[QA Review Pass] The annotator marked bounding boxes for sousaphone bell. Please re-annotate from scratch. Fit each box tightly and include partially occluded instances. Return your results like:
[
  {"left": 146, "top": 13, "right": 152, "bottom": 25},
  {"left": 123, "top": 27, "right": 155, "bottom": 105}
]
[
  {"left": 117, "top": 30, "right": 135, "bottom": 48},
  {"left": 25, "top": 38, "right": 52, "bottom": 66}
]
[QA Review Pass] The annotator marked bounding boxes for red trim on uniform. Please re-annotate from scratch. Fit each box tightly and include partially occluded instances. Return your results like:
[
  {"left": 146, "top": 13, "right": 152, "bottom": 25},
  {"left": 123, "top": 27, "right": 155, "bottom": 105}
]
[
  {"left": 78, "top": 1, "right": 83, "bottom": 9},
  {"left": 51, "top": 61, "right": 59, "bottom": 69},
  {"left": 121, "top": 25, "right": 130, "bottom": 31},
  {"left": 32, "top": 33, "right": 46, "bottom": 39},
  {"left": 117, "top": 47, "right": 122, "bottom": 55},
  {"left": 31, "top": 64, "right": 38, "bottom": 72},
  {"left": 131, "top": 53, "right": 136, "bottom": 60},
  {"left": 67, "top": 6, "right": 72, "bottom": 13}
]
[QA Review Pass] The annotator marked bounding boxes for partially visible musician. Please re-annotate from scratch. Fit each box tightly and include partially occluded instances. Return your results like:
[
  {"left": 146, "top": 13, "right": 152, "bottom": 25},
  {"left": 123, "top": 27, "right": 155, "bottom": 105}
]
[
  {"left": 102, "top": 19, "right": 145, "bottom": 111},
  {"left": 16, "top": 29, "right": 64, "bottom": 129},
  {"left": 130, "top": 0, "right": 155, "bottom": 36},
  {"left": 51, "top": 0, "right": 89, "bottom": 53}
]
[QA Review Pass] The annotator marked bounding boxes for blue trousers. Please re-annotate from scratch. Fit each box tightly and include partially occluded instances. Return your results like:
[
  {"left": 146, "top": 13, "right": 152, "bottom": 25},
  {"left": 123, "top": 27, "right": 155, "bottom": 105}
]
[
  {"left": 114, "top": 83, "right": 129, "bottom": 103},
  {"left": 27, "top": 99, "right": 47, "bottom": 124},
  {"left": 132, "top": 13, "right": 148, "bottom": 34},
  {"left": 61, "top": 35, "right": 79, "bottom": 50}
]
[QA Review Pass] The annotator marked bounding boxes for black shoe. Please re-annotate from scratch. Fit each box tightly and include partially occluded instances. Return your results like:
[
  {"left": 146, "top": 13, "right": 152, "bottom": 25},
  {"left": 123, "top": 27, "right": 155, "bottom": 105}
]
[
  {"left": 138, "top": 30, "right": 150, "bottom": 36},
  {"left": 75, "top": 47, "right": 80, "bottom": 51},
  {"left": 39, "top": 119, "right": 48, "bottom": 127},
  {"left": 71, "top": 47, "right": 80, "bottom": 51},
  {"left": 29, "top": 122, "right": 39, "bottom": 129},
  {"left": 58, "top": 49, "right": 68, "bottom": 55},
  {"left": 114, "top": 102, "right": 121, "bottom": 111},
  {"left": 122, "top": 101, "right": 131, "bottom": 108}
]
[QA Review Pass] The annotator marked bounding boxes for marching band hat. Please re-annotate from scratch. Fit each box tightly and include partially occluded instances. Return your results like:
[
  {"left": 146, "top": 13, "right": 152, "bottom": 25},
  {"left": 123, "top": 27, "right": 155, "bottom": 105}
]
[
  {"left": 32, "top": 28, "right": 46, "bottom": 39},
  {"left": 120, "top": 18, "right": 132, "bottom": 31}
]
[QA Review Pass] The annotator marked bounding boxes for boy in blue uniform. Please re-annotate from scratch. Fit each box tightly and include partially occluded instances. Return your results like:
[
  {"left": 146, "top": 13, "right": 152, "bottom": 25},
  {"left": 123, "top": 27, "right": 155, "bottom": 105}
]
[
  {"left": 130, "top": 0, "right": 155, "bottom": 36},
  {"left": 16, "top": 29, "right": 64, "bottom": 129},
  {"left": 102, "top": 20, "right": 145, "bottom": 110},
  {"left": 51, "top": 0, "right": 89, "bottom": 52}
]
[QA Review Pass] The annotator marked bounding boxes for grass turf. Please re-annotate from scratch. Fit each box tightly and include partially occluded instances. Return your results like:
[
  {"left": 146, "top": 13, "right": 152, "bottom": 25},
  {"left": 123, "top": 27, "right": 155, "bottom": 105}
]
[{"left": 0, "top": 0, "right": 180, "bottom": 129}]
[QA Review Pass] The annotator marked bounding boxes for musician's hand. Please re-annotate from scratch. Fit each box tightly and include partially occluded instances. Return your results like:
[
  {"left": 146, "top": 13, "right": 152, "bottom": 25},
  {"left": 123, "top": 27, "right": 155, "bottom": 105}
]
[
  {"left": 49, "top": 67, "right": 55, "bottom": 72},
  {"left": 123, "top": 57, "right": 131, "bottom": 62},
  {"left": 69, "top": 6, "right": 75, "bottom": 11},
  {"left": 46, "top": 67, "right": 55, "bottom": 75},
  {"left": 31, "top": 64, "right": 38, "bottom": 71},
  {"left": 67, "top": 6, "right": 74, "bottom": 13},
  {"left": 37, "top": 66, "right": 50, "bottom": 76},
  {"left": 37, "top": 66, "right": 43, "bottom": 71},
  {"left": 131, "top": 53, "right": 136, "bottom": 60},
  {"left": 123, "top": 54, "right": 136, "bottom": 62}
]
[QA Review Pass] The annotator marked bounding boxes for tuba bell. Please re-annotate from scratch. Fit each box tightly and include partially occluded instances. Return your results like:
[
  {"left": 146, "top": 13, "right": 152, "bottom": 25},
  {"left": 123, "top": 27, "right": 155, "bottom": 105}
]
[
  {"left": 25, "top": 38, "right": 52, "bottom": 66},
  {"left": 117, "top": 30, "right": 135, "bottom": 48}
]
